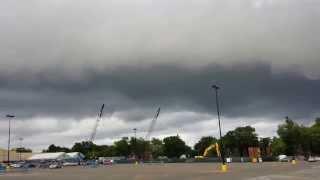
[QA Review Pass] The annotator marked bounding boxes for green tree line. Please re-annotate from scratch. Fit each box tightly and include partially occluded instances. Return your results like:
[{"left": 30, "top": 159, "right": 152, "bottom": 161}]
[{"left": 43, "top": 117, "right": 320, "bottom": 159}]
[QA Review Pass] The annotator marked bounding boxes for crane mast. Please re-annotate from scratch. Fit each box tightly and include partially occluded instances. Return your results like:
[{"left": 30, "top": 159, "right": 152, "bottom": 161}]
[
  {"left": 145, "top": 107, "right": 161, "bottom": 141},
  {"left": 89, "top": 104, "right": 105, "bottom": 142}
]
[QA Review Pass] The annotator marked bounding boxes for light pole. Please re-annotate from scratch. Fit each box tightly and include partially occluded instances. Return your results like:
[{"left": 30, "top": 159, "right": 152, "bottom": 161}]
[
  {"left": 18, "top": 137, "right": 23, "bottom": 161},
  {"left": 6, "top": 114, "right": 15, "bottom": 166},
  {"left": 133, "top": 128, "right": 138, "bottom": 164},
  {"left": 285, "top": 116, "right": 297, "bottom": 164},
  {"left": 211, "top": 85, "right": 227, "bottom": 171}
]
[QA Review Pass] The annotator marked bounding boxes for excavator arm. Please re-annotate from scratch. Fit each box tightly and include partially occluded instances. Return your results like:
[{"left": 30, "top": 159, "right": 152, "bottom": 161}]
[{"left": 203, "top": 143, "right": 221, "bottom": 157}]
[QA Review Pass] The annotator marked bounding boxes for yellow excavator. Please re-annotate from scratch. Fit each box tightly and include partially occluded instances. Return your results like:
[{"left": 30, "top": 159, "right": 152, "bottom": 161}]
[{"left": 195, "top": 142, "right": 221, "bottom": 159}]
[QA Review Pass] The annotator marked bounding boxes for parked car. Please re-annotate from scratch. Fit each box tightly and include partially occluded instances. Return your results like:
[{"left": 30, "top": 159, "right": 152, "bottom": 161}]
[
  {"left": 63, "top": 162, "right": 79, "bottom": 166},
  {"left": 39, "top": 163, "right": 50, "bottom": 168},
  {"left": 49, "top": 163, "right": 62, "bottom": 169},
  {"left": 278, "top": 155, "right": 291, "bottom": 162},
  {"left": 103, "top": 159, "right": 114, "bottom": 166},
  {"left": 307, "top": 156, "right": 317, "bottom": 162},
  {"left": 10, "top": 162, "right": 24, "bottom": 168},
  {"left": 86, "top": 160, "right": 98, "bottom": 168},
  {"left": 0, "top": 164, "right": 6, "bottom": 172},
  {"left": 23, "top": 163, "right": 36, "bottom": 168}
]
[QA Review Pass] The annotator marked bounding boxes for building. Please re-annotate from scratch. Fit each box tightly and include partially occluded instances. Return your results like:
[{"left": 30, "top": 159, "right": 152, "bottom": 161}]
[
  {"left": 28, "top": 152, "right": 68, "bottom": 161},
  {"left": 0, "top": 148, "right": 33, "bottom": 162},
  {"left": 64, "top": 152, "right": 85, "bottom": 165},
  {"left": 27, "top": 152, "right": 85, "bottom": 165}
]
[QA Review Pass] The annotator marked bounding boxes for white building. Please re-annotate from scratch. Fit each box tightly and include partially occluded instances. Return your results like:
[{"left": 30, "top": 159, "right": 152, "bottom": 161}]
[
  {"left": 66, "top": 152, "right": 85, "bottom": 160},
  {"left": 28, "top": 152, "right": 67, "bottom": 161},
  {"left": 28, "top": 152, "right": 84, "bottom": 162},
  {"left": 64, "top": 152, "right": 85, "bottom": 164}
]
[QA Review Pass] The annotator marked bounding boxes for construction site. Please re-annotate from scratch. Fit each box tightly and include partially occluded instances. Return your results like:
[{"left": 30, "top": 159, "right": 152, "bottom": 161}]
[
  {"left": 1, "top": 104, "right": 320, "bottom": 180},
  {"left": 1, "top": 1, "right": 320, "bottom": 179}
]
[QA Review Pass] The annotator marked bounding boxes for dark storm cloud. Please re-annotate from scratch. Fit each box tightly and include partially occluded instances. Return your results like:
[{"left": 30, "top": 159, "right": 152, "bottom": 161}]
[{"left": 0, "top": 62, "right": 319, "bottom": 121}]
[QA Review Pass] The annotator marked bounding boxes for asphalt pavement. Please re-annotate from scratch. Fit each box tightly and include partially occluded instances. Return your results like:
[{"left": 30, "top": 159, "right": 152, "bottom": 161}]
[{"left": 1, "top": 162, "right": 319, "bottom": 180}]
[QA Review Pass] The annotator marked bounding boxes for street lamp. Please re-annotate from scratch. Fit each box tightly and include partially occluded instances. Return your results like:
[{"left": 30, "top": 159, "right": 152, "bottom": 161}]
[
  {"left": 6, "top": 114, "right": 15, "bottom": 165},
  {"left": 285, "top": 116, "right": 297, "bottom": 164},
  {"left": 18, "top": 137, "right": 24, "bottom": 161},
  {"left": 133, "top": 128, "right": 137, "bottom": 139},
  {"left": 133, "top": 128, "right": 138, "bottom": 164},
  {"left": 211, "top": 85, "right": 227, "bottom": 172},
  {"left": 133, "top": 128, "right": 137, "bottom": 157}
]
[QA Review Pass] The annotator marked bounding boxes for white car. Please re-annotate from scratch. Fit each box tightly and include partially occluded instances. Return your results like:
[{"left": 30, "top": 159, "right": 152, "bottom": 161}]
[
  {"left": 307, "top": 157, "right": 317, "bottom": 162},
  {"left": 10, "top": 163, "right": 24, "bottom": 168},
  {"left": 63, "top": 162, "right": 79, "bottom": 166},
  {"left": 278, "top": 155, "right": 291, "bottom": 162},
  {"left": 49, "top": 163, "right": 62, "bottom": 169}
]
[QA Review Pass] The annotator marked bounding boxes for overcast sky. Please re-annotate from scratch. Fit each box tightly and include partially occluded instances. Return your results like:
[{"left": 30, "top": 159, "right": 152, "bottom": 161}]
[{"left": 1, "top": 0, "right": 320, "bottom": 151}]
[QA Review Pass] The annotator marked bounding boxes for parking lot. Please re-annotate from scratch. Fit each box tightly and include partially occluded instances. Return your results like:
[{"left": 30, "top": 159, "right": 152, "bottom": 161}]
[{"left": 1, "top": 161, "right": 320, "bottom": 180}]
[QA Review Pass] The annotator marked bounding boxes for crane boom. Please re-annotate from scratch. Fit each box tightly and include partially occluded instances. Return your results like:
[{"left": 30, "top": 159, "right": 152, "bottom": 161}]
[
  {"left": 89, "top": 104, "right": 105, "bottom": 142},
  {"left": 145, "top": 107, "right": 161, "bottom": 140}
]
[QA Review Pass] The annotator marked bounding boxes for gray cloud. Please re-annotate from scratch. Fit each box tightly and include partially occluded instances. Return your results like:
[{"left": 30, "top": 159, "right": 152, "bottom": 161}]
[
  {"left": 1, "top": 0, "right": 320, "bottom": 77},
  {"left": 0, "top": 62, "right": 319, "bottom": 121}
]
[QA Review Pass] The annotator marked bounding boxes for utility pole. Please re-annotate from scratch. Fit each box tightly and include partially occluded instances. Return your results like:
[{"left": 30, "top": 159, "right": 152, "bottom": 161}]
[
  {"left": 133, "top": 128, "right": 138, "bottom": 164},
  {"left": 6, "top": 114, "right": 15, "bottom": 166},
  {"left": 211, "top": 85, "right": 227, "bottom": 172},
  {"left": 133, "top": 128, "right": 137, "bottom": 158},
  {"left": 19, "top": 137, "right": 23, "bottom": 161},
  {"left": 285, "top": 116, "right": 297, "bottom": 164}
]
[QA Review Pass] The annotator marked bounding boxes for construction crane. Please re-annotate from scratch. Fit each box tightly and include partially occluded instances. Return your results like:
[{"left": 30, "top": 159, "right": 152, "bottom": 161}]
[
  {"left": 89, "top": 104, "right": 105, "bottom": 142},
  {"left": 145, "top": 107, "right": 161, "bottom": 141}
]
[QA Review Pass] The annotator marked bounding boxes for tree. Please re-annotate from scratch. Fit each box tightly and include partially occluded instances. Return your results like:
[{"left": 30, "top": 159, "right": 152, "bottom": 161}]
[
  {"left": 43, "top": 144, "right": 70, "bottom": 153},
  {"left": 71, "top": 141, "right": 97, "bottom": 159},
  {"left": 300, "top": 126, "right": 312, "bottom": 156},
  {"left": 114, "top": 137, "right": 130, "bottom": 157},
  {"left": 129, "top": 137, "right": 149, "bottom": 159},
  {"left": 271, "top": 137, "right": 286, "bottom": 156},
  {"left": 14, "top": 147, "right": 32, "bottom": 153},
  {"left": 71, "top": 141, "right": 118, "bottom": 159},
  {"left": 150, "top": 138, "right": 164, "bottom": 158},
  {"left": 94, "top": 145, "right": 117, "bottom": 158},
  {"left": 223, "top": 131, "right": 238, "bottom": 156},
  {"left": 184, "top": 145, "right": 196, "bottom": 158},
  {"left": 275, "top": 117, "right": 320, "bottom": 157},
  {"left": 259, "top": 137, "right": 271, "bottom": 157},
  {"left": 194, "top": 136, "right": 218, "bottom": 156},
  {"left": 277, "top": 117, "right": 303, "bottom": 155},
  {"left": 223, "top": 126, "right": 259, "bottom": 157},
  {"left": 163, "top": 136, "right": 188, "bottom": 158},
  {"left": 309, "top": 118, "right": 320, "bottom": 155}
]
